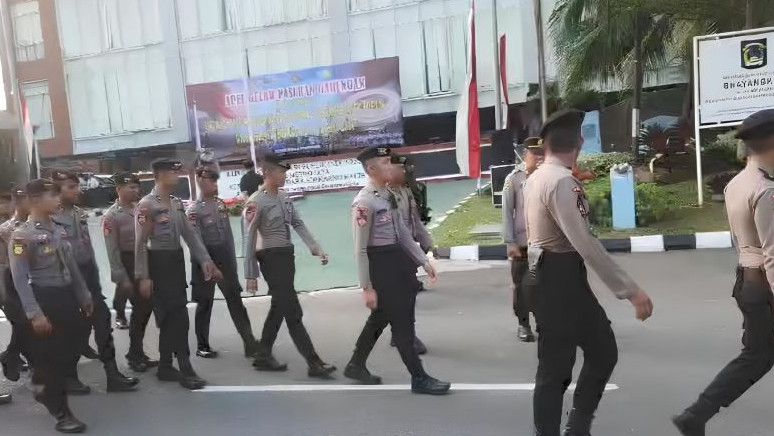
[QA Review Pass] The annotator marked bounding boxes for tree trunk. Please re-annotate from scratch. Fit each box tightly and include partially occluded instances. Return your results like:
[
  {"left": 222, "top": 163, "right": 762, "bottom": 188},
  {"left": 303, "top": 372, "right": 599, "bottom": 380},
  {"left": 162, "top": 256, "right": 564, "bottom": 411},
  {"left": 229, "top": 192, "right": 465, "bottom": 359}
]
[{"left": 632, "top": 14, "right": 644, "bottom": 158}]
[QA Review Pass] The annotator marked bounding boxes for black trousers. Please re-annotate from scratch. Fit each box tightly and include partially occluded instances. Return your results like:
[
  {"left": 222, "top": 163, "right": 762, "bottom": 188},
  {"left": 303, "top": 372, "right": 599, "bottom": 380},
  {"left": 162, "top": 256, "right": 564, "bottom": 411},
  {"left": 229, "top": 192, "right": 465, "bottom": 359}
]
[
  {"left": 257, "top": 246, "right": 319, "bottom": 364},
  {"left": 26, "top": 285, "right": 88, "bottom": 417},
  {"left": 351, "top": 252, "right": 422, "bottom": 368},
  {"left": 119, "top": 252, "right": 154, "bottom": 361},
  {"left": 192, "top": 244, "right": 255, "bottom": 349},
  {"left": 148, "top": 249, "right": 190, "bottom": 361},
  {"left": 533, "top": 252, "right": 618, "bottom": 436},
  {"left": 2, "top": 270, "right": 27, "bottom": 366},
  {"left": 77, "top": 260, "right": 116, "bottom": 365},
  {"left": 352, "top": 245, "right": 426, "bottom": 379},
  {"left": 112, "top": 281, "right": 128, "bottom": 320},
  {"left": 510, "top": 247, "right": 533, "bottom": 324},
  {"left": 687, "top": 268, "right": 774, "bottom": 421}
]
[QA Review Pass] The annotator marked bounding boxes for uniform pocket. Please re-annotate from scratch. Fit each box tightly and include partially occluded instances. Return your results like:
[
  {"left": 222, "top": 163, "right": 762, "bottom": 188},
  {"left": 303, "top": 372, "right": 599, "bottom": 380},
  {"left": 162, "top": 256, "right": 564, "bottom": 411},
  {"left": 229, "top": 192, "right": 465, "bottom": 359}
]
[
  {"left": 201, "top": 218, "right": 221, "bottom": 245},
  {"left": 153, "top": 213, "right": 173, "bottom": 243}
]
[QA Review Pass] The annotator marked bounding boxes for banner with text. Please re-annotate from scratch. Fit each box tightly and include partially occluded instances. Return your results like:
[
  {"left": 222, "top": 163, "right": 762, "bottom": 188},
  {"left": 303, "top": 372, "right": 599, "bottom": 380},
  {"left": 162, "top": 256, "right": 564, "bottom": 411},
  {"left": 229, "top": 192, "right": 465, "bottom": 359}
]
[
  {"left": 187, "top": 57, "right": 404, "bottom": 160},
  {"left": 698, "top": 31, "right": 774, "bottom": 125}
]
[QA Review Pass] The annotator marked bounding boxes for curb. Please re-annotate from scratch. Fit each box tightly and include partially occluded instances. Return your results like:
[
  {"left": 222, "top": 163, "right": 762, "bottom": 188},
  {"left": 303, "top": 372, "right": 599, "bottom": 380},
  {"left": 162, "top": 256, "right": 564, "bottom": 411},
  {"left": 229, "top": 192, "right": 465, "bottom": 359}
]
[{"left": 435, "top": 231, "right": 732, "bottom": 261}]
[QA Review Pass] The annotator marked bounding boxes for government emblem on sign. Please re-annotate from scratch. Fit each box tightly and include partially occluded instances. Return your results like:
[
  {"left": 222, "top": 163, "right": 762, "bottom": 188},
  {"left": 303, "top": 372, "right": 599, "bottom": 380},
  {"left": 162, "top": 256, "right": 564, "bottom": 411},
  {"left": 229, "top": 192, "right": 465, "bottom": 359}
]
[{"left": 741, "top": 38, "right": 767, "bottom": 69}]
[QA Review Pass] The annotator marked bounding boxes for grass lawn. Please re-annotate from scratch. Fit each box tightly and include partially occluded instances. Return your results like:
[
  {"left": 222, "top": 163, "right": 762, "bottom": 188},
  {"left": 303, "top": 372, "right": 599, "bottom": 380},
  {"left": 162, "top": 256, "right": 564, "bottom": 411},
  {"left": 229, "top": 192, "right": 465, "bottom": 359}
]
[{"left": 431, "top": 178, "right": 730, "bottom": 247}]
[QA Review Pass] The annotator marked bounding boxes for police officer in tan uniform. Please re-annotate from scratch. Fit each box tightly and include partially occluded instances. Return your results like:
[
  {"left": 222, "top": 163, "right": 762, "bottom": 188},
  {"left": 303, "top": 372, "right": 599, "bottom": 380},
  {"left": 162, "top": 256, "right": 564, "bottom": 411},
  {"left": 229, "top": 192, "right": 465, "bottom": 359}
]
[
  {"left": 187, "top": 162, "right": 257, "bottom": 359},
  {"left": 9, "top": 179, "right": 93, "bottom": 433},
  {"left": 243, "top": 155, "right": 336, "bottom": 378},
  {"left": 502, "top": 138, "right": 543, "bottom": 342},
  {"left": 51, "top": 170, "right": 138, "bottom": 394},
  {"left": 102, "top": 172, "right": 158, "bottom": 372},
  {"left": 343, "top": 147, "right": 450, "bottom": 395},
  {"left": 673, "top": 109, "right": 774, "bottom": 436},
  {"left": 135, "top": 159, "right": 223, "bottom": 390},
  {"left": 524, "top": 110, "right": 653, "bottom": 436},
  {"left": 0, "top": 185, "right": 30, "bottom": 386}
]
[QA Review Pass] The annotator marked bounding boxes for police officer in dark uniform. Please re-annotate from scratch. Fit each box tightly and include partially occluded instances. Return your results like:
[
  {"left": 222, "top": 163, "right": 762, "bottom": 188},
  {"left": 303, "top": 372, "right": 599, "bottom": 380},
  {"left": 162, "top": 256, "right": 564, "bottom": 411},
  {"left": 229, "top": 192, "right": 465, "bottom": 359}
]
[
  {"left": 343, "top": 147, "right": 450, "bottom": 395},
  {"left": 9, "top": 179, "right": 93, "bottom": 433},
  {"left": 187, "top": 162, "right": 257, "bottom": 359},
  {"left": 673, "top": 109, "right": 774, "bottom": 436},
  {"left": 102, "top": 172, "right": 158, "bottom": 372},
  {"left": 0, "top": 185, "right": 31, "bottom": 386},
  {"left": 524, "top": 110, "right": 653, "bottom": 436},
  {"left": 243, "top": 155, "right": 336, "bottom": 378},
  {"left": 135, "top": 159, "right": 222, "bottom": 390},
  {"left": 502, "top": 137, "right": 543, "bottom": 342},
  {"left": 51, "top": 170, "right": 138, "bottom": 394}
]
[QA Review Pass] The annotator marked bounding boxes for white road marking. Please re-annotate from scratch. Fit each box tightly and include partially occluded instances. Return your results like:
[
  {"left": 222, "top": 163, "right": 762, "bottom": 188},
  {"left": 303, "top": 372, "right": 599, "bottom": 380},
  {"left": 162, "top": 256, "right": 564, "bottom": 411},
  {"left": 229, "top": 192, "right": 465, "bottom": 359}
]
[{"left": 197, "top": 383, "right": 619, "bottom": 393}]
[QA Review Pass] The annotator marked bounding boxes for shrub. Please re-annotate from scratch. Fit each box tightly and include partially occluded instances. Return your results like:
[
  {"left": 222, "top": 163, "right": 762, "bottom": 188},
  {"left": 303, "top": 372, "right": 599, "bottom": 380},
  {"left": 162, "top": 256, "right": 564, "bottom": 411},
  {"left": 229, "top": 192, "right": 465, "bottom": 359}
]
[
  {"left": 583, "top": 177, "right": 612, "bottom": 228},
  {"left": 577, "top": 152, "right": 635, "bottom": 179},
  {"left": 707, "top": 171, "right": 738, "bottom": 195},
  {"left": 704, "top": 132, "right": 744, "bottom": 169},
  {"left": 228, "top": 203, "right": 244, "bottom": 216},
  {"left": 636, "top": 183, "right": 679, "bottom": 226}
]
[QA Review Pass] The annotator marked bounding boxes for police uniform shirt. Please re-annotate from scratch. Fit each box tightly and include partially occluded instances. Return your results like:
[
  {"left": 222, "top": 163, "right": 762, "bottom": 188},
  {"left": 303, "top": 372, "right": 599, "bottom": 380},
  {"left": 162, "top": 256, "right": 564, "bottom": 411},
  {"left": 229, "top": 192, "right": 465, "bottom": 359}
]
[
  {"left": 134, "top": 188, "right": 212, "bottom": 280},
  {"left": 8, "top": 220, "right": 91, "bottom": 319},
  {"left": 102, "top": 201, "right": 136, "bottom": 284},
  {"left": 352, "top": 182, "right": 429, "bottom": 290},
  {"left": 186, "top": 197, "right": 236, "bottom": 252},
  {"left": 391, "top": 185, "right": 433, "bottom": 252},
  {"left": 525, "top": 157, "right": 638, "bottom": 299},
  {"left": 725, "top": 158, "right": 774, "bottom": 289},
  {"left": 502, "top": 164, "right": 528, "bottom": 247},
  {"left": 242, "top": 188, "right": 321, "bottom": 279},
  {"left": 52, "top": 205, "right": 95, "bottom": 265},
  {"left": 0, "top": 217, "right": 24, "bottom": 300}
]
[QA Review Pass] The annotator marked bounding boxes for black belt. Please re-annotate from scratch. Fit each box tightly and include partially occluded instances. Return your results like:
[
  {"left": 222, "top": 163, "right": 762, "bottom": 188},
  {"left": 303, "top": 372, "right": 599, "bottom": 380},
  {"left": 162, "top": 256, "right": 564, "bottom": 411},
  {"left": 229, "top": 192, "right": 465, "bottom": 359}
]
[
  {"left": 258, "top": 246, "right": 294, "bottom": 255},
  {"left": 367, "top": 244, "right": 400, "bottom": 254},
  {"left": 739, "top": 266, "right": 766, "bottom": 285}
]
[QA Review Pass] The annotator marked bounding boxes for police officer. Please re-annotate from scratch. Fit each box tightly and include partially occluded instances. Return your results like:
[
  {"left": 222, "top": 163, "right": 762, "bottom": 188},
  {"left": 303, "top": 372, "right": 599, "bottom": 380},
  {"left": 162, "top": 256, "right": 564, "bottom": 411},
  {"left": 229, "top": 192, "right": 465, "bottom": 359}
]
[
  {"left": 9, "top": 179, "right": 93, "bottom": 433},
  {"left": 243, "top": 155, "right": 336, "bottom": 378},
  {"left": 239, "top": 159, "right": 263, "bottom": 200},
  {"left": 136, "top": 158, "right": 222, "bottom": 390},
  {"left": 502, "top": 137, "right": 543, "bottom": 342},
  {"left": 102, "top": 172, "right": 158, "bottom": 372},
  {"left": 524, "top": 110, "right": 653, "bottom": 436},
  {"left": 0, "top": 186, "right": 31, "bottom": 385},
  {"left": 673, "top": 109, "right": 774, "bottom": 436},
  {"left": 51, "top": 170, "right": 138, "bottom": 394},
  {"left": 187, "top": 162, "right": 257, "bottom": 359},
  {"left": 343, "top": 147, "right": 450, "bottom": 394}
]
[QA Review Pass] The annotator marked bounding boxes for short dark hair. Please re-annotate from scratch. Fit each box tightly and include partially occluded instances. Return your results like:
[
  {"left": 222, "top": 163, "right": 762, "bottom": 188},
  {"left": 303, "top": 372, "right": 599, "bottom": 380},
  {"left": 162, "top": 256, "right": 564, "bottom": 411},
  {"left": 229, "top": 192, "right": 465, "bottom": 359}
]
[
  {"left": 544, "top": 127, "right": 582, "bottom": 153},
  {"left": 744, "top": 137, "right": 774, "bottom": 154}
]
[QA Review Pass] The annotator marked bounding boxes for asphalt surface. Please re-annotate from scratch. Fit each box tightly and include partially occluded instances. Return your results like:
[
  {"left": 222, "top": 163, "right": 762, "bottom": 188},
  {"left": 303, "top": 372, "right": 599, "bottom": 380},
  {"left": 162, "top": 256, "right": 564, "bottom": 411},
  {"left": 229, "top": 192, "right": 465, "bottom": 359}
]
[{"left": 1, "top": 249, "right": 772, "bottom": 435}]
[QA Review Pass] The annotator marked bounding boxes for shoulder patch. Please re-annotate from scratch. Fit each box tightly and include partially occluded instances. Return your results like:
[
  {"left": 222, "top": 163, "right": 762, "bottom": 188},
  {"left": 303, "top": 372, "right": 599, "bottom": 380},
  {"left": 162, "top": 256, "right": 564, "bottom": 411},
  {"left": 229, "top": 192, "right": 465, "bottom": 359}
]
[
  {"left": 12, "top": 238, "right": 24, "bottom": 256},
  {"left": 137, "top": 207, "right": 148, "bottom": 225},
  {"left": 354, "top": 206, "right": 369, "bottom": 227},
  {"left": 103, "top": 217, "right": 113, "bottom": 236}
]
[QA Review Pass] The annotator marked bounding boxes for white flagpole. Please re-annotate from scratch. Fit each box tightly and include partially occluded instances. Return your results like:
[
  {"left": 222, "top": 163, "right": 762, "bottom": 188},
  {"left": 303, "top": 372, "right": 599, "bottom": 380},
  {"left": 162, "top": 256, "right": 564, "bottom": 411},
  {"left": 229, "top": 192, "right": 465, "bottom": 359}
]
[
  {"left": 236, "top": 17, "right": 258, "bottom": 173},
  {"left": 33, "top": 138, "right": 40, "bottom": 178},
  {"left": 193, "top": 100, "right": 202, "bottom": 151}
]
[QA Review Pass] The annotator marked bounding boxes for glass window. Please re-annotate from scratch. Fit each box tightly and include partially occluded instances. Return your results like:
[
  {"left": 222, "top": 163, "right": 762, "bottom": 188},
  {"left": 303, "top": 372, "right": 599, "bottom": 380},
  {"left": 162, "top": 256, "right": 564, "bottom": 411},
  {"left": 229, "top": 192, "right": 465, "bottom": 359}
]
[
  {"left": 11, "top": 1, "right": 44, "bottom": 62},
  {"left": 21, "top": 81, "right": 54, "bottom": 140}
]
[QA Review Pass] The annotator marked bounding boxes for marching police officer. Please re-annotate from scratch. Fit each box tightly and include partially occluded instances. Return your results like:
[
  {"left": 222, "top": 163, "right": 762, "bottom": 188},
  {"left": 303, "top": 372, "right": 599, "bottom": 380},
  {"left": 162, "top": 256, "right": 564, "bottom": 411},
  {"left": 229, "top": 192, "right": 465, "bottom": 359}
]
[
  {"left": 343, "top": 147, "right": 450, "bottom": 394},
  {"left": 9, "top": 179, "right": 93, "bottom": 433},
  {"left": 187, "top": 162, "right": 258, "bottom": 359},
  {"left": 524, "top": 110, "right": 652, "bottom": 436},
  {"left": 243, "top": 155, "right": 336, "bottom": 378},
  {"left": 0, "top": 186, "right": 30, "bottom": 386},
  {"left": 673, "top": 109, "right": 774, "bottom": 436},
  {"left": 102, "top": 172, "right": 158, "bottom": 372},
  {"left": 502, "top": 137, "right": 543, "bottom": 342},
  {"left": 135, "top": 158, "right": 222, "bottom": 390},
  {"left": 51, "top": 170, "right": 138, "bottom": 394}
]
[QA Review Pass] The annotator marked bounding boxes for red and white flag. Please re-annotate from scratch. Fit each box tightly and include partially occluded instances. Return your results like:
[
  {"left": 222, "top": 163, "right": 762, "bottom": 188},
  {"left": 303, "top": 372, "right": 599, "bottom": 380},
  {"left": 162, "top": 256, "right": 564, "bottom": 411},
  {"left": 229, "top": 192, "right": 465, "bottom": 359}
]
[
  {"left": 21, "top": 97, "right": 39, "bottom": 178},
  {"left": 455, "top": 0, "right": 481, "bottom": 179}
]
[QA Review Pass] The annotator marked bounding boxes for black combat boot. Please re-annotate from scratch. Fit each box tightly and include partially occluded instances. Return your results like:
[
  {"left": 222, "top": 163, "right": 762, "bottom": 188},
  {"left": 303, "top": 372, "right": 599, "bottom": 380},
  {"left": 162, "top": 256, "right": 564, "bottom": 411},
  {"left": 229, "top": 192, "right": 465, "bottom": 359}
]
[
  {"left": 54, "top": 405, "right": 87, "bottom": 434},
  {"left": 195, "top": 345, "right": 219, "bottom": 359},
  {"left": 252, "top": 344, "right": 288, "bottom": 371},
  {"left": 344, "top": 362, "right": 382, "bottom": 385},
  {"left": 105, "top": 360, "right": 139, "bottom": 392},
  {"left": 308, "top": 360, "right": 337, "bottom": 379},
  {"left": 562, "top": 408, "right": 593, "bottom": 436},
  {"left": 517, "top": 324, "right": 536, "bottom": 342},
  {"left": 178, "top": 359, "right": 206, "bottom": 391},
  {"left": 672, "top": 411, "right": 706, "bottom": 436},
  {"left": 411, "top": 375, "right": 451, "bottom": 395}
]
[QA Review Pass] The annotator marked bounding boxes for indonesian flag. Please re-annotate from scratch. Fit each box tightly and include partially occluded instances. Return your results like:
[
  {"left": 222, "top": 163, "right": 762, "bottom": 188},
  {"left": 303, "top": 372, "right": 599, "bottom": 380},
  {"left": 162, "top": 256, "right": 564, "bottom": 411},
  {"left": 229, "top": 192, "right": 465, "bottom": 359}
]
[
  {"left": 21, "top": 97, "right": 39, "bottom": 178},
  {"left": 455, "top": 0, "right": 481, "bottom": 179},
  {"left": 499, "top": 34, "right": 510, "bottom": 130}
]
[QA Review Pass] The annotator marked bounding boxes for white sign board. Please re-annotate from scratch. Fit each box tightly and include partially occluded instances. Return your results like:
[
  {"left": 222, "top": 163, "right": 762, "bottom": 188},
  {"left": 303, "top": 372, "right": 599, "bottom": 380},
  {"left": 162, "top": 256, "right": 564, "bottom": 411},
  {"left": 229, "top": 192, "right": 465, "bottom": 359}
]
[
  {"left": 698, "top": 31, "right": 774, "bottom": 125},
  {"left": 285, "top": 158, "right": 366, "bottom": 192},
  {"left": 216, "top": 157, "right": 366, "bottom": 199}
]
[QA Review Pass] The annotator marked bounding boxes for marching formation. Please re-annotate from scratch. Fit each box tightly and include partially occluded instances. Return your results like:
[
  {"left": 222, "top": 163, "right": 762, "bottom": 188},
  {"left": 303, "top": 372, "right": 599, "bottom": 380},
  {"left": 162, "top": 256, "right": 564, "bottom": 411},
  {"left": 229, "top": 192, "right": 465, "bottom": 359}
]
[{"left": 0, "top": 108, "right": 772, "bottom": 436}]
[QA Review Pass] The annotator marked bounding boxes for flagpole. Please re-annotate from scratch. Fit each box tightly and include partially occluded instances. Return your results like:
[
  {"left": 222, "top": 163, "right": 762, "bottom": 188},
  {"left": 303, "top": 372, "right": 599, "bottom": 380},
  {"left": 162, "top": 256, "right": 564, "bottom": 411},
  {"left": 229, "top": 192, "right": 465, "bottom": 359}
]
[
  {"left": 533, "top": 0, "right": 548, "bottom": 122},
  {"left": 34, "top": 138, "right": 40, "bottom": 178},
  {"left": 491, "top": 0, "right": 502, "bottom": 129},
  {"left": 193, "top": 100, "right": 202, "bottom": 151},
  {"left": 236, "top": 17, "right": 258, "bottom": 173}
]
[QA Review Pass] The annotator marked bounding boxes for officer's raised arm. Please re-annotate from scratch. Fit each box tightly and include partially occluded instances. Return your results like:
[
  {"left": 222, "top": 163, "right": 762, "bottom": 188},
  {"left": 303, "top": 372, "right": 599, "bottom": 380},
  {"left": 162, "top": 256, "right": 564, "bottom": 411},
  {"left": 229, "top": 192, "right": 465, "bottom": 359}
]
[
  {"left": 8, "top": 234, "right": 42, "bottom": 319},
  {"left": 549, "top": 176, "right": 639, "bottom": 300}
]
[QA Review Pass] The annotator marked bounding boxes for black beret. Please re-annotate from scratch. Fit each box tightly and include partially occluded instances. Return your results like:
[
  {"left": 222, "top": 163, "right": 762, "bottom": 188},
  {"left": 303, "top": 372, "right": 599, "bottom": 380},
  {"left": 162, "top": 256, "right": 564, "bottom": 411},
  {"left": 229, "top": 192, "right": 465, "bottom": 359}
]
[
  {"left": 112, "top": 172, "right": 140, "bottom": 186},
  {"left": 50, "top": 169, "right": 79, "bottom": 184},
  {"left": 260, "top": 154, "right": 291, "bottom": 171},
  {"left": 736, "top": 109, "right": 774, "bottom": 141},
  {"left": 357, "top": 147, "right": 391, "bottom": 164},
  {"left": 540, "top": 109, "right": 585, "bottom": 138},
  {"left": 26, "top": 178, "right": 59, "bottom": 196},
  {"left": 151, "top": 159, "right": 183, "bottom": 172}
]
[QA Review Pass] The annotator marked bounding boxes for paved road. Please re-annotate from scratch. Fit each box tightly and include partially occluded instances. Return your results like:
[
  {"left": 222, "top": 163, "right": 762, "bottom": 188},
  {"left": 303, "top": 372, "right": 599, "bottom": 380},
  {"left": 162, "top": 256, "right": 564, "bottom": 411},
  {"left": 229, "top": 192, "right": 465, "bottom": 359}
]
[{"left": 1, "top": 249, "right": 771, "bottom": 435}]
